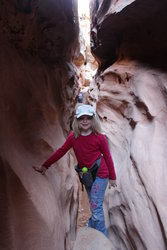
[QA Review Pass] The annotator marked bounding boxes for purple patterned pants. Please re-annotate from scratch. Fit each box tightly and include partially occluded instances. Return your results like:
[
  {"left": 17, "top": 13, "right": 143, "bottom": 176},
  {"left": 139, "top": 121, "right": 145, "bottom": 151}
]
[{"left": 86, "top": 177, "right": 109, "bottom": 236}]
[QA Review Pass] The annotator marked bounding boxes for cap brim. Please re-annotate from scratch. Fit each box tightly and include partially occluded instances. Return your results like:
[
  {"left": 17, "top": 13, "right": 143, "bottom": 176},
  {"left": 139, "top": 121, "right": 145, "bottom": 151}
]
[{"left": 76, "top": 112, "right": 94, "bottom": 118}]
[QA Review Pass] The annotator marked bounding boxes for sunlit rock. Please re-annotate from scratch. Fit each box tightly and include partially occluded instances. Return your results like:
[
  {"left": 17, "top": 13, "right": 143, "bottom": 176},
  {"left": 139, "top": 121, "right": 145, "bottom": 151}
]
[
  {"left": 89, "top": 59, "right": 167, "bottom": 249},
  {"left": 76, "top": 1, "right": 98, "bottom": 89},
  {"left": 89, "top": 0, "right": 167, "bottom": 249}
]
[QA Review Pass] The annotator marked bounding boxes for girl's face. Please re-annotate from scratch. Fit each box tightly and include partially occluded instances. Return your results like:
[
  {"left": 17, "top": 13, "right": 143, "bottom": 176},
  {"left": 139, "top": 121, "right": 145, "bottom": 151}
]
[{"left": 78, "top": 115, "right": 93, "bottom": 132}]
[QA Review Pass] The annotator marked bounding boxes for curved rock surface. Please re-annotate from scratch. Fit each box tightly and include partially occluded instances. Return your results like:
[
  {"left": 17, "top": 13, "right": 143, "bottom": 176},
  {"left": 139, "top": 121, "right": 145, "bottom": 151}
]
[
  {"left": 0, "top": 1, "right": 79, "bottom": 249},
  {"left": 74, "top": 227, "right": 115, "bottom": 250},
  {"left": 90, "top": 0, "right": 167, "bottom": 70},
  {"left": 1, "top": 0, "right": 167, "bottom": 249},
  {"left": 89, "top": 0, "right": 167, "bottom": 249}
]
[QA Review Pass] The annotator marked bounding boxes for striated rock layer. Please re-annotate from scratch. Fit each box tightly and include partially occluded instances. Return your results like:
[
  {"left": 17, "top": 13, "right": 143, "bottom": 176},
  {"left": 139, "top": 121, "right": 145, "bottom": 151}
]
[
  {"left": 0, "top": 1, "right": 79, "bottom": 249},
  {"left": 90, "top": 0, "right": 167, "bottom": 249}
]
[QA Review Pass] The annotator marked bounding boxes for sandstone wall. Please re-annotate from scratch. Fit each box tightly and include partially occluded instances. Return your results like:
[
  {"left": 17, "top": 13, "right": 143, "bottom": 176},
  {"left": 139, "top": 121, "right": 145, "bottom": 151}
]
[
  {"left": 89, "top": 0, "right": 167, "bottom": 249},
  {"left": 0, "top": 1, "right": 79, "bottom": 249}
]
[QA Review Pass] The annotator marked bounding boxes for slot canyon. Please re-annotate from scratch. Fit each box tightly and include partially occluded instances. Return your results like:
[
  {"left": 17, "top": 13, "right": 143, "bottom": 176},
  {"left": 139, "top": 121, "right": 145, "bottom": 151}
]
[{"left": 0, "top": 0, "right": 167, "bottom": 250}]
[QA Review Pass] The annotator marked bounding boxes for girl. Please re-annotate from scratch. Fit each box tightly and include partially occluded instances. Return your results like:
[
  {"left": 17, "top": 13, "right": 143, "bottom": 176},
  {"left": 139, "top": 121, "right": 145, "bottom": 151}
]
[{"left": 33, "top": 104, "right": 117, "bottom": 236}]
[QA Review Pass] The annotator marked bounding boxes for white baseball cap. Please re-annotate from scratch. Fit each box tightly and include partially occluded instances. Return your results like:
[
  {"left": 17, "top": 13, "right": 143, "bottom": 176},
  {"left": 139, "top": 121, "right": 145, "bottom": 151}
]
[{"left": 76, "top": 105, "right": 95, "bottom": 118}]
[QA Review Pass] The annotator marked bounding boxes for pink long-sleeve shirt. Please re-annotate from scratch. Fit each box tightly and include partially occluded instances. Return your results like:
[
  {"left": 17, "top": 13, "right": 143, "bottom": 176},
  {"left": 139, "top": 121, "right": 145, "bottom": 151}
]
[{"left": 43, "top": 132, "right": 116, "bottom": 180}]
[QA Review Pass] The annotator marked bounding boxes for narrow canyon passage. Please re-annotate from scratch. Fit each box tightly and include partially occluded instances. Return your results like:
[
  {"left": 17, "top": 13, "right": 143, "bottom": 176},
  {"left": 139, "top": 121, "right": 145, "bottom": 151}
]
[{"left": 0, "top": 1, "right": 167, "bottom": 250}]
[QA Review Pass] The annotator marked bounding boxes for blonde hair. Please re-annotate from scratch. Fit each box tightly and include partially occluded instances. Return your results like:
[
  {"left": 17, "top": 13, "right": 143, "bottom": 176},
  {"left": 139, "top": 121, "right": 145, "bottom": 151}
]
[{"left": 72, "top": 113, "right": 102, "bottom": 138}]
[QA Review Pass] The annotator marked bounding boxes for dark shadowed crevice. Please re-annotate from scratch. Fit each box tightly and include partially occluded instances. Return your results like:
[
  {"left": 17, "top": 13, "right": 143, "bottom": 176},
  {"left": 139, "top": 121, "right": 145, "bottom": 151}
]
[
  {"left": 90, "top": 0, "right": 167, "bottom": 71},
  {"left": 134, "top": 96, "right": 154, "bottom": 121}
]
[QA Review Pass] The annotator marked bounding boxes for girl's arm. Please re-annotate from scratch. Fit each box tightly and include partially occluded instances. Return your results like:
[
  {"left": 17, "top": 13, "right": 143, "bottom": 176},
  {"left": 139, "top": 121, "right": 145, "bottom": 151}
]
[
  {"left": 33, "top": 132, "right": 73, "bottom": 174},
  {"left": 99, "top": 134, "right": 116, "bottom": 180}
]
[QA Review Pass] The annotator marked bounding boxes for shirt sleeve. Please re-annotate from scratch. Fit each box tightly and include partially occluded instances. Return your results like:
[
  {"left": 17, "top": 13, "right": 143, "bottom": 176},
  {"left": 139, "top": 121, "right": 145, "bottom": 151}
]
[
  {"left": 42, "top": 132, "right": 73, "bottom": 168},
  {"left": 99, "top": 134, "right": 116, "bottom": 180}
]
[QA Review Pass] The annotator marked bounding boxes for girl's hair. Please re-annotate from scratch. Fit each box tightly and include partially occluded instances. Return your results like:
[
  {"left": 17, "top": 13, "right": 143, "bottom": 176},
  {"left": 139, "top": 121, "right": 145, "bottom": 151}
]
[{"left": 72, "top": 113, "right": 103, "bottom": 138}]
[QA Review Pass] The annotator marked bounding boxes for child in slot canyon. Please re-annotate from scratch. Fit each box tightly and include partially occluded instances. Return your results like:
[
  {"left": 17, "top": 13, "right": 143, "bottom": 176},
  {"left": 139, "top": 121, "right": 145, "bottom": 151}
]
[{"left": 33, "top": 104, "right": 117, "bottom": 236}]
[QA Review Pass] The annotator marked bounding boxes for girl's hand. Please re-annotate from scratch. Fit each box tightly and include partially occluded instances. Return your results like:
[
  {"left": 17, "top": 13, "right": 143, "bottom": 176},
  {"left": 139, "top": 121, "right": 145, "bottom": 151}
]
[
  {"left": 109, "top": 179, "right": 117, "bottom": 188},
  {"left": 33, "top": 165, "right": 47, "bottom": 175}
]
